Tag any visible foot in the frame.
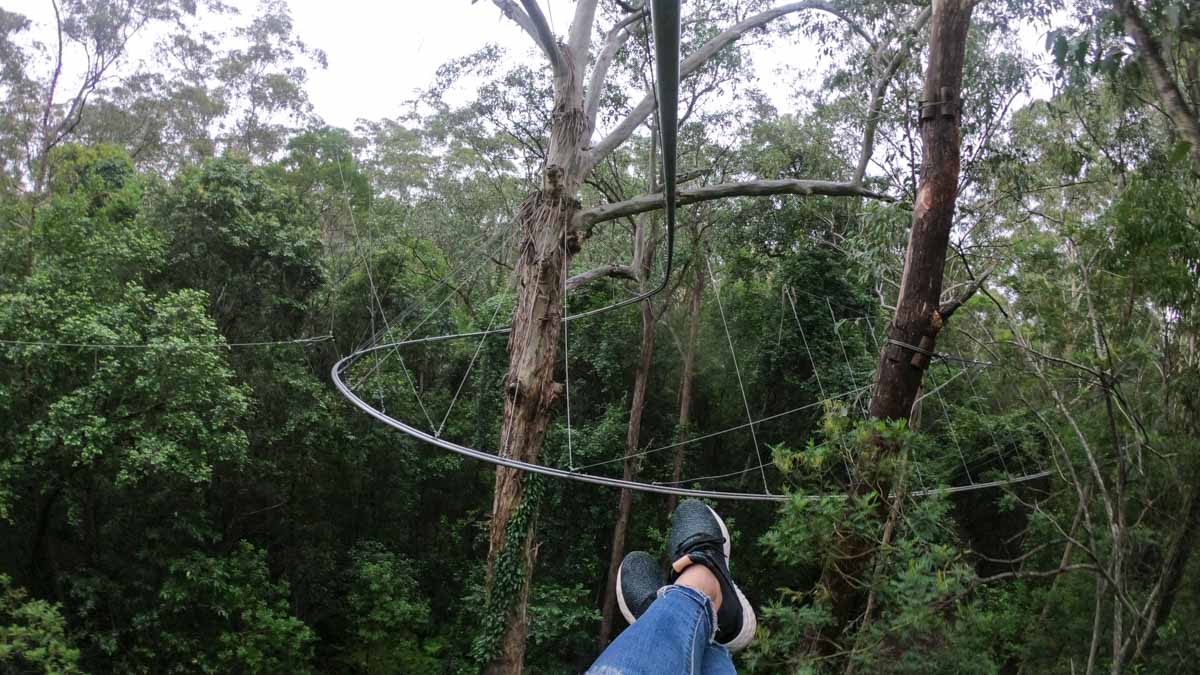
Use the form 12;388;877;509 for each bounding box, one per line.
616;550;666;625
668;499;757;652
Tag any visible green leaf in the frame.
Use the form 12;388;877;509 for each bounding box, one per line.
1168;141;1193;165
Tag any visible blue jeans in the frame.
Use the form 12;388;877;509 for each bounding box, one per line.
586;585;736;675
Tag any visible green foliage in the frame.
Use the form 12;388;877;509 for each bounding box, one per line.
340;541;436;674
0;575;82;674
148;156;323;341
752;417;1001;674
1;4;1199;674
127;543;315;674
470;474;545;668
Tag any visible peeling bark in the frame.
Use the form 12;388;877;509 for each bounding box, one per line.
483;39;587;675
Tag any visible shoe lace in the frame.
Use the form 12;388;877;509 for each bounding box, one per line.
678;533;726;556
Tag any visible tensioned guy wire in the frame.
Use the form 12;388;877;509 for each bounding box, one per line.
705;252;771;494
786;287;828;401
339;157;436;430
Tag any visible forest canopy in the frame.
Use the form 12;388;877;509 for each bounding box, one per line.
1;1;1199;674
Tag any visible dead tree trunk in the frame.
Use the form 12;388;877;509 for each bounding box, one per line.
817;0;975;651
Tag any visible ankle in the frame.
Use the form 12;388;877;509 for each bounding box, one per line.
675;560;722;611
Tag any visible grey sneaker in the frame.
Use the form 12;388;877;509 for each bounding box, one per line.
668;499;756;652
617;550;666;624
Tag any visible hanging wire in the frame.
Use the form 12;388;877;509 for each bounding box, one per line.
956;360;1010;477
826;298;865;415
338;156;438;430
571;385;870;472
786;287;828;401
436;297;506;438
926;367;974;484
705;252;771;494
351;226;513;389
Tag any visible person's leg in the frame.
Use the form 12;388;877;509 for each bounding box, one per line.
681;558;737;675
700;643;737;675
585;584;718;675
589;498;756;674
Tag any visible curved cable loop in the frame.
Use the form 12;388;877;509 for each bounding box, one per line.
331;0;1051;502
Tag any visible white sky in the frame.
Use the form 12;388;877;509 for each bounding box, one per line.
6;0;1054;132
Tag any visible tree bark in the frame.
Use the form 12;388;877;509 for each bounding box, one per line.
596;287;657;646
667;242;705;515
868;0;972;423
482;35;588;675
817;0;975;652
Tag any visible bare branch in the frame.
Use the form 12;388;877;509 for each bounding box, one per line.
576;179;891;232
854;6;932;185
821;5;878;51
977;563;1099;584
1117;0;1200;169
585;9;647;131
588;1;848;167
519;0;565;73
937;263;995;322
485;0;564;71
566;263;637;290
567;0;600;74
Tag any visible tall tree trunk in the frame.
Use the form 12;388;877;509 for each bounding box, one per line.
597;204;660;647
482;44;588;675
816;0;974;652
868;0;972;424
596;291;657;646
667;245;705;515
1116;0;1200;173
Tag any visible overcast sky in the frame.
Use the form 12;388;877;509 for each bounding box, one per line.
8;1;1053;131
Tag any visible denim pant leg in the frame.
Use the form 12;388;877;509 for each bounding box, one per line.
586;585;717;675
700;643;736;675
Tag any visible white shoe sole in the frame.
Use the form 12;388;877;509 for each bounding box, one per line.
616;561;637;625
704;504;756;652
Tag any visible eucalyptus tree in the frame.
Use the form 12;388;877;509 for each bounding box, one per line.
0;0;324;207
953;34;1200;669
0;0;185;200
